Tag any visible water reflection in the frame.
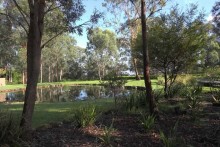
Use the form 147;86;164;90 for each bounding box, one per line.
0;86;133;103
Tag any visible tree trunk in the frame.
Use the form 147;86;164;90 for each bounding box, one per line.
20;0;45;138
98;66;102;81
133;58;141;80
48;66;51;82
40;62;43;83
164;67;168;98
22;70;25;84
141;0;156;114
60;69;63;81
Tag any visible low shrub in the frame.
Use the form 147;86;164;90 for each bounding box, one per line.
168;82;188;98
69;104;97;127
139;113;155;132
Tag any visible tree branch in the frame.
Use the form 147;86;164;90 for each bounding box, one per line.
41;30;65;49
11;0;30;27
44;4;62;15
0;12;28;34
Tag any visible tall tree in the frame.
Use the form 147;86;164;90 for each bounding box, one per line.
103;0;142;80
141;0;154;114
86;28;118;80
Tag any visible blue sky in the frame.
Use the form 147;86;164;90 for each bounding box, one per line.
74;0;217;48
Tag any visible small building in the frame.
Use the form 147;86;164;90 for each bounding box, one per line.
0;78;5;86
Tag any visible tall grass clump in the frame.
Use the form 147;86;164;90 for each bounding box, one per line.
69;104;97;127
160;121;185;147
0;110;23;146
124;91;147;111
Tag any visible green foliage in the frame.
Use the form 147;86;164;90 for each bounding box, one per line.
0;110;23;146
86;28;119;80
69;104;97;127
186;86;202;109
99;119;116;146
101;71;127;88
139;113;155;132
168;82;188;98
124;91;147;111
0;68;6;78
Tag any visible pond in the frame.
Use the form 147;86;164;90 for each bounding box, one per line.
0;85;136;103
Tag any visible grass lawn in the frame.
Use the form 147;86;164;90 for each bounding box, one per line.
0;98;115;128
0;79;163;92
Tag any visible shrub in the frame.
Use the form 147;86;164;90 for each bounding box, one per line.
69;104;97;127
186;86;202;109
100;71;127;88
139;113;155;132
168;82;188;98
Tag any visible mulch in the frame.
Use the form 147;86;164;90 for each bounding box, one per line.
31;105;220;147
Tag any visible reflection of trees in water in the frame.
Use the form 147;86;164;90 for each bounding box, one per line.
5;86;139;102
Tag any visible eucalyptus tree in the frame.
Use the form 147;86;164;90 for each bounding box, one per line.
42;34;77;82
103;0;142;80
0;0;102;136
86;28;118;80
64;46;87;80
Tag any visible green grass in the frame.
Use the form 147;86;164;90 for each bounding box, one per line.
0;98;115;128
0;79;163;92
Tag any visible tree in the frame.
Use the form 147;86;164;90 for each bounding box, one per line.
0;0;102;137
86;28;118;80
212;1;220;36
42;34;78;82
103;0;142;80
135;5;211;98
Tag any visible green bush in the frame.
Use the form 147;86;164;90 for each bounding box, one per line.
168;82;188;98
139;113;155;132
0;110;23;146
186;86;202;109
100;71;127;88
69;104;97;127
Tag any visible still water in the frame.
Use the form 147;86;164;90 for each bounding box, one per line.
0;86;133;103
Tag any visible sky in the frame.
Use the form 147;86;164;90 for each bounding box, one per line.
74;0;217;48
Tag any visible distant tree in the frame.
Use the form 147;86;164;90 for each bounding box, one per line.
212;1;220;36
203;36;220;67
86;28;118;80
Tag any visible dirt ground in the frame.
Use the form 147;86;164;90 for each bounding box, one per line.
31;103;220;147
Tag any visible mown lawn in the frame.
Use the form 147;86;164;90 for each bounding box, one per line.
0;98;115;128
